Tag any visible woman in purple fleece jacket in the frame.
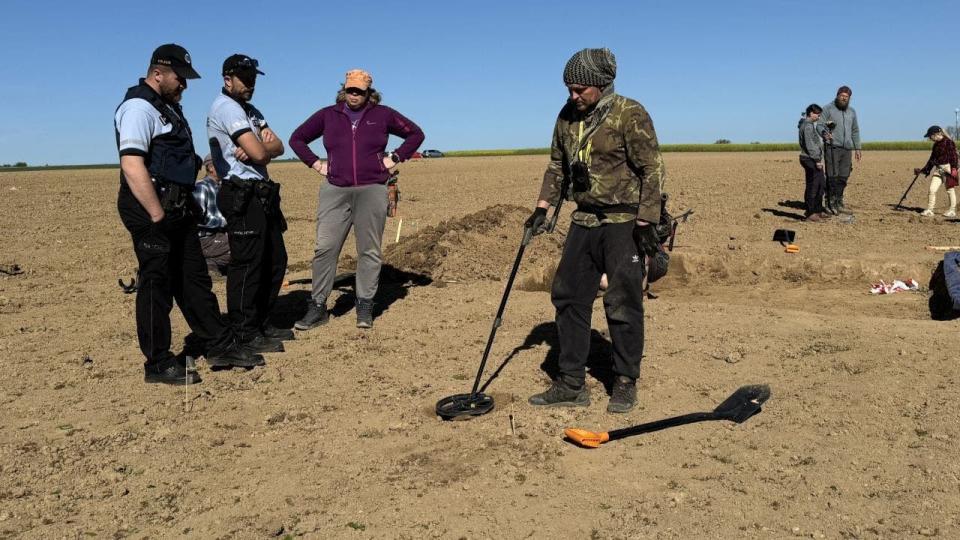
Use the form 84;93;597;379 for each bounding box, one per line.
289;69;424;330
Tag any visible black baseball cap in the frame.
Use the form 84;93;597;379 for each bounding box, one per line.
925;125;943;138
150;43;201;79
222;54;265;76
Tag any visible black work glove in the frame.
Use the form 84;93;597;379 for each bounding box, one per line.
525;207;548;235
632;222;660;257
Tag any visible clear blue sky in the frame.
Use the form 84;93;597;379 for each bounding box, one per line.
1;0;956;165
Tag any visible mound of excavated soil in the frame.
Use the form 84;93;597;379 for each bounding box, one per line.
383;204;564;284
660;252;934;288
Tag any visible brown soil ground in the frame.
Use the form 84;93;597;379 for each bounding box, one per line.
1;152;958;539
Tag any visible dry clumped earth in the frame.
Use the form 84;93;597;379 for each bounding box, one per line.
1;152;958;539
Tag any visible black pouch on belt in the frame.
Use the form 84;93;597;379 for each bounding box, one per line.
223;179;254;217
255;181;281;216
257;180;286;231
157;182;189;219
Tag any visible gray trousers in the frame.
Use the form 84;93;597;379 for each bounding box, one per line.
824;145;853;199
199;231;230;275
311;181;388;305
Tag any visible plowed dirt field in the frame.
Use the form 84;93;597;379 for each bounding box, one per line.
1;152;958;539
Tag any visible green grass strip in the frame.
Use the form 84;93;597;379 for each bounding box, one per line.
0;142;936;171
445;141;933;157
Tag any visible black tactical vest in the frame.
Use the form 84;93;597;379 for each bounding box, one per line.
115;80;199;186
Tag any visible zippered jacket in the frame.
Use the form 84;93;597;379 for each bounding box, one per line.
798;118;823;161
289;102;424;187
820;100;861;150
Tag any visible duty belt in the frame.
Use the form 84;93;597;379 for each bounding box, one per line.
225;176;281;217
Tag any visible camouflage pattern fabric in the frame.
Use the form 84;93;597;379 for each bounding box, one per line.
538;94;665;227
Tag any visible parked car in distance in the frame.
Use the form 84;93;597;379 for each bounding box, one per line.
421;149;444;158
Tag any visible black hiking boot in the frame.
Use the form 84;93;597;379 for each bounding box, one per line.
529;377;590;407
240;334;285;354
207;341;266;368
824;195;838;215
295;302;329;331
145;358;202;385
262;324;295;341
356;298;375;329
607;376;637;413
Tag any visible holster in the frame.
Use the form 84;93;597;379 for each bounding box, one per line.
222;178;255;217
255;180;287;232
156;181;192;220
254;180;281;217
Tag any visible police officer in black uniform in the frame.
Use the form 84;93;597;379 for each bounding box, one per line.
207;54;289;352
115;44;264;384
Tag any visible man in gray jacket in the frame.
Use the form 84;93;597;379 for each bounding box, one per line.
798;104;829;221
820;85;861;214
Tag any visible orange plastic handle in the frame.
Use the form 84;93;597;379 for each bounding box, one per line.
784;244;800;253
564;428;610;448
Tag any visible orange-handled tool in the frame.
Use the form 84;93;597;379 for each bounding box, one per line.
565;384;771;449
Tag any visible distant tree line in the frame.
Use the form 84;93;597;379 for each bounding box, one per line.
1;162;27;167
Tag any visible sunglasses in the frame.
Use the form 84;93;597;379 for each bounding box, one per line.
232;57;259;70
344;87;367;96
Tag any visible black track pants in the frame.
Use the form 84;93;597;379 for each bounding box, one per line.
551;221;646;385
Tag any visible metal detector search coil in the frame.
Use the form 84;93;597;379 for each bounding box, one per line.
435;392;495;419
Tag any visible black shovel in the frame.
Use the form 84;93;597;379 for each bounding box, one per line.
565;384;771;448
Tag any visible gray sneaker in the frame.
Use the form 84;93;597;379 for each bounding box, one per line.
607;376;637;413
295;302;329;330
529;378;590;407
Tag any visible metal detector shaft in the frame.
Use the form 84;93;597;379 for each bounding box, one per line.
466;200;565;397
895;173;921;210
468;228;533;396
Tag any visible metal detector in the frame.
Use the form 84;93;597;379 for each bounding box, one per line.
894;172;922;211
667;209;694;252
435;200;566;420
564;384;771;448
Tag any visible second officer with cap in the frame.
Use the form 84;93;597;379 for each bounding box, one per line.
207;54;290;352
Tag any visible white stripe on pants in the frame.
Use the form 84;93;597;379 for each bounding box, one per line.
311;181;389;305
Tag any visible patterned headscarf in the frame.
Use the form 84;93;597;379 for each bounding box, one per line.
563;48;617;87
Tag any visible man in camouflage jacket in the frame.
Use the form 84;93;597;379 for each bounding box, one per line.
526;48;664;414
